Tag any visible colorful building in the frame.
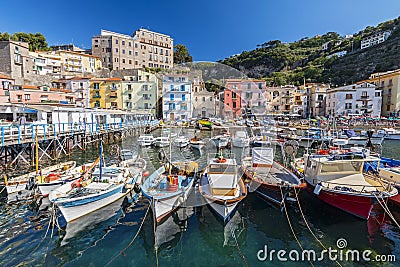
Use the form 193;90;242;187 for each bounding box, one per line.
121;70;158;116
326;82;382;117
223;79;268;118
0;74;14;103
162;74;193;121
7;84;75;105
368;69;400;116
90;78;122;109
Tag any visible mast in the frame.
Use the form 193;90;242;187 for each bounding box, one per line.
99;139;103;181
35;127;39;174
169;122;172;175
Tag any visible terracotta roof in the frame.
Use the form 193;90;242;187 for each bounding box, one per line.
108;78;122;81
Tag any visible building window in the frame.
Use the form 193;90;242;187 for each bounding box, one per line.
375;91;381;97
258;83;262;89
116;48;119;53
116;40;119;44
233;102;237;108
180;85;185;91
25;94;31;100
345;103;352;109
94;83;100;89
170;85;174;91
247;83;251;89
345;94;353;99
170;94;174;101
232;92;237;99
182;94;186;101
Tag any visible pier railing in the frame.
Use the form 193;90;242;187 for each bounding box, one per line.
0;120;159;146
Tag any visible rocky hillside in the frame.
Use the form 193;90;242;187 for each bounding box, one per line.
219;16;400;86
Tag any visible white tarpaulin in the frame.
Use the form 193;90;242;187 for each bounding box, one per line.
252;147;273;167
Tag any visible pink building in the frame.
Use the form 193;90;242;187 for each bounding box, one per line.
224;79;268;118
8;84;75;105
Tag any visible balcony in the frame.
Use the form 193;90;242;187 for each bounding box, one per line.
360;95;370;99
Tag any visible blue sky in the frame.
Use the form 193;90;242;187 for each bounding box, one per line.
1;0;399;61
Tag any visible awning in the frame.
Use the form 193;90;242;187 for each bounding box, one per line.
20;108;38;113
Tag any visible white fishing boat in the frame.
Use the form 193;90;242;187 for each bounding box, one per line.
211;132;231;149
174;136;189;148
137;134;155;146
49;146;146;222
383;128;400;140
141;161;198;223
4;161;76;195
154;136;170;148
231;130;250;148
199;152;247;223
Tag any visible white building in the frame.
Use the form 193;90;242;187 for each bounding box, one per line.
361;31;391;49
326;50;347;59
326;82;382;117
192;76;217;118
162;74;193;121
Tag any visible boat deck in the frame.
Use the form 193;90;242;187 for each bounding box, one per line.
246;162;300;185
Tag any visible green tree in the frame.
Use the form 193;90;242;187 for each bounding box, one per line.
0;32;49;51
174;44;192;64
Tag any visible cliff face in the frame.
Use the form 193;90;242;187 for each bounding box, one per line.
220;17;400;86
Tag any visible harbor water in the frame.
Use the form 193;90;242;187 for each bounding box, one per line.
0;128;399;266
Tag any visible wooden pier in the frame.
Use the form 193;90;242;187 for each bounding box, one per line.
0;120;159;172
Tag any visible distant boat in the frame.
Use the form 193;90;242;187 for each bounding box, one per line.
174;136;189;148
4;161;76;195
49;149;146;222
189;137;206;150
199;152;247;223
231;130;250;148
211;132;231;149
141;161;197;223
198;119;212;130
154;136;170;148
241;147;305;206
138;135;155;146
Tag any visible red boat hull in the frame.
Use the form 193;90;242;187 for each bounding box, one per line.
389;191;400;206
306;182;375;220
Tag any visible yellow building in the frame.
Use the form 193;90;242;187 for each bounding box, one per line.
90;78;122;109
368;69;400;116
39;50;102;76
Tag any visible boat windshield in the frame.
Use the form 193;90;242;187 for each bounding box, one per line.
209;164;236;174
320;161;362;173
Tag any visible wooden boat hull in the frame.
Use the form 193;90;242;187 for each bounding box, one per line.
305;182;377;220
54;183;133;222
199;175;247;223
5;161;76;195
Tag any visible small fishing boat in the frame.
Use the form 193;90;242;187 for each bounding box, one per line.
37;162;95;197
231;130;250;148
141;161;198;223
199;152;247;223
241;147;306;206
174;135;189;148
154;136;170;148
383;128;400;140
49;146;146;222
293;152;397;219
138;134;155;146
211;132;231;149
198;119;212;130
3;161;76;195
189;136;206;150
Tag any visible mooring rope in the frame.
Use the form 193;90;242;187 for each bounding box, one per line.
279;187;314;267
104;202;151;267
29;203;56;256
293;188;342;267
153;198;159;267
373;193;400;229
229;220;248;267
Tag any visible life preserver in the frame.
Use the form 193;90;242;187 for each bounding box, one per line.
317;150;329;155
215;157;227;163
71;179;82;188
45;173;60;183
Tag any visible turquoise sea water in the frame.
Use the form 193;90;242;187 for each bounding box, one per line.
0;130;399;266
